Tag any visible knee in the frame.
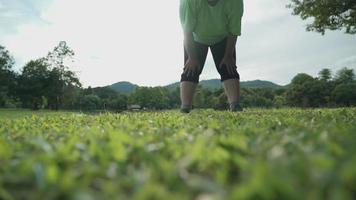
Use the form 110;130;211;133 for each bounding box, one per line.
180;70;201;83
219;65;240;82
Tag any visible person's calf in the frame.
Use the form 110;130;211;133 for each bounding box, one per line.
223;79;240;104
180;81;197;113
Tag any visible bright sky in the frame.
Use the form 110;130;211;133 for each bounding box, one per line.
1;0;356;87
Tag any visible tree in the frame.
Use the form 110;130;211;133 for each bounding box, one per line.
273;96;286;108
318;68;332;82
167;87;180;109
193;85;211;108
128;87;169;109
108;94;127;110
85;86;128;110
80;94;101;110
0;45;17;107
18;59;50;110
240;88;274;108
332;83;356;106
45;41;81;110
334;67;355;84
212;91;228;110
288;0;356;34
286;73;324;107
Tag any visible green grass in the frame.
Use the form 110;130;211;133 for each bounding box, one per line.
0;108;356;200
0;109;76;119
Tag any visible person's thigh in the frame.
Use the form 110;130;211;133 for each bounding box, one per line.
210;38;240;82
180;41;209;83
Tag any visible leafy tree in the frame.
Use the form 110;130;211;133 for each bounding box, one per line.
212;90;228;110
108;94;128;110
61;86;82;109
316;68;334;105
318;68;332;82
18;59;50;110
286;73;322;107
273;96;286;108
167;87;180;109
151;87;170;109
288;0;356;34
0;45;17;107
80;94;101;110
331;83;356;106
193;85;214;108
86;86;128;110
334;67;355;84
0;45;14;70
128;87;150;108
45;41;81;110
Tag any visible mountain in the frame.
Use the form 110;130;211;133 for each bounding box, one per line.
109;81;138;95
165;79;222;90
166;79;283;91
240;80;284;89
109;79;284;94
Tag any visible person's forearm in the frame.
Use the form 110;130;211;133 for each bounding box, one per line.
224;35;237;57
184;31;197;60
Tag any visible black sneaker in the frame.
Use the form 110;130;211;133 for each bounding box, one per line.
230;103;243;112
180;105;192;113
180;107;191;113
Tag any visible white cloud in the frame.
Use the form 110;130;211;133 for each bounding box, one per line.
334;55;356;68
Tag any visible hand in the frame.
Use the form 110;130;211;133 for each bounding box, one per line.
184;58;200;77
219;55;236;76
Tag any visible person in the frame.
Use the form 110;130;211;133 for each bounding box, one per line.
179;0;244;113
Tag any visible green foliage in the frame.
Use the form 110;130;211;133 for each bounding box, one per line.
241;88;275;108
18;59;50;110
286;68;356;107
288;0;356;34
0;45;14;71
318;68;332;82
332;83;356;106
129;87;169;109
9;42;82;110
44;41;81;110
80;94;101;110
0;108;355;199
334;67;355;84
0;46;17;107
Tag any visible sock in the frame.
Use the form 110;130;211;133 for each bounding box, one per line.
181;105;192;110
230;102;243;111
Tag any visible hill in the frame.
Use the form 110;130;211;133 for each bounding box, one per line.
109;81;138;95
165;79;284;91
240;80;284;89
109;79;284;94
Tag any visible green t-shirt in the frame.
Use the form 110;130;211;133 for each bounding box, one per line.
179;0;244;45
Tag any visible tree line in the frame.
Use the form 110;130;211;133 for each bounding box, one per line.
1;42;81;110
1;43;355;111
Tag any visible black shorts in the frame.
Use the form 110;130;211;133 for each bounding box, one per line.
180;37;240;83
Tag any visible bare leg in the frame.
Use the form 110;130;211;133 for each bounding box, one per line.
223;79;240;103
180;81;197;112
223;79;242;111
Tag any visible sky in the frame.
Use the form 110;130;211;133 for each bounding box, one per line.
0;0;355;87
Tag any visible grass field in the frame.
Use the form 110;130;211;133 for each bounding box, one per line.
0;108;356;200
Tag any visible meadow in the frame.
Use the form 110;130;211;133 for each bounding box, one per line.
0;108;355;200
